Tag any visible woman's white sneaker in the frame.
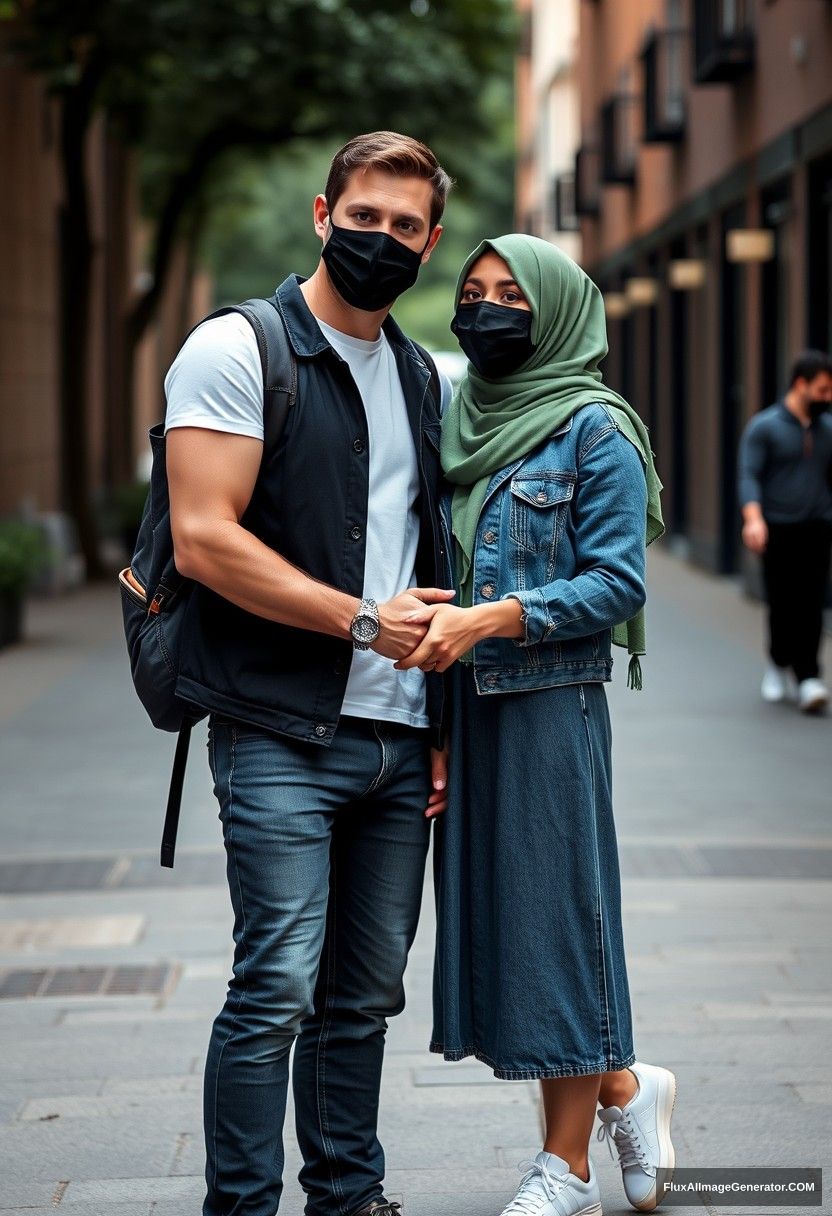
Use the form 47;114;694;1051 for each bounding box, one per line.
499;1151;602;1216
596;1061;676;1211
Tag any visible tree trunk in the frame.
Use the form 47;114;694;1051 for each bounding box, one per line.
57;79;104;579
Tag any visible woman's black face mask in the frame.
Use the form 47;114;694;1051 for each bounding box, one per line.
450;301;535;378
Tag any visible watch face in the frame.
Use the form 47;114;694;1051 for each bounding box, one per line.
352;615;379;643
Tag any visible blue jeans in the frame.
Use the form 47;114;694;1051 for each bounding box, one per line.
204;714;432;1216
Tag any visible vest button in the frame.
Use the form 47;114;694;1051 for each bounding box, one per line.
350;526;362;541
353;438;365;453
314;725;327;738
481;583;495;599
483;530;496;544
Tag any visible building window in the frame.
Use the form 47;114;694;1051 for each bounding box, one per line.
575;144;601;217
552;173;580;232
642;27;688;143
693;0;756;84
601;93;638;185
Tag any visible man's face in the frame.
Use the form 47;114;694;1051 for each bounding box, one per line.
313;167;442;263
800;371;832;407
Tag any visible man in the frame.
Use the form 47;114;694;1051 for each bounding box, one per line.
164;132;454;1216
739;350;832;712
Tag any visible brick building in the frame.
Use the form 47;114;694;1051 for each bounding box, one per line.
525;0;832;574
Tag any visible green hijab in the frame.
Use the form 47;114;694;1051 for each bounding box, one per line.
440;233;664;688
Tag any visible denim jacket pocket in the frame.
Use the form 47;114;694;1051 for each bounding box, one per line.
509;470;576;561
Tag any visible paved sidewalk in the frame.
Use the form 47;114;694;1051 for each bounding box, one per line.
0;549;830;1215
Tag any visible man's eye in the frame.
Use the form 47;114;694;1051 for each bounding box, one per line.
398;222;415;233
355;212;372;222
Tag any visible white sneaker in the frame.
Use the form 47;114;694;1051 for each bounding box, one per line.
761;663;796;703
499;1151;602;1215
798;678;829;714
596;1061;676;1211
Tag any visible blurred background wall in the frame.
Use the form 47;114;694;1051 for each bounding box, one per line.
518;0;832;578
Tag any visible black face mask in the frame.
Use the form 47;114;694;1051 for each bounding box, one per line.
321;221;425;312
808;399;830;422
450;301;535;378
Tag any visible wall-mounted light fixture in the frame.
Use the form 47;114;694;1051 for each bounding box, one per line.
668;258;707;290
625;277;659;307
603;292;630;319
725;228;775;264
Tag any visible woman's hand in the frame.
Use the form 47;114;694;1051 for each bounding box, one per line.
394;599;523;673
425;746;449;818
394;604;479;672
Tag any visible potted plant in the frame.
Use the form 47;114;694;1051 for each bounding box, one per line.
0;520;50;649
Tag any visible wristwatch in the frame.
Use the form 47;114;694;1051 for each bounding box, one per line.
350;598;380;650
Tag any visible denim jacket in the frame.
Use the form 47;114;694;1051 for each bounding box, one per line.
444;402;648;694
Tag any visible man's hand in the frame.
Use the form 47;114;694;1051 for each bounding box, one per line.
425;746;449;818
372;588;456;660
394;604;482;672
742;505;768;554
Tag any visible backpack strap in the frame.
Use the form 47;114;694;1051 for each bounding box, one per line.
159;295;296;870
184;295;297;453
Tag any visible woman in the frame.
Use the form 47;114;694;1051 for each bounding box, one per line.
397;235;674;1215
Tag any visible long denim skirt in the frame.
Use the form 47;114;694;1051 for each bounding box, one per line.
430;664;635;1079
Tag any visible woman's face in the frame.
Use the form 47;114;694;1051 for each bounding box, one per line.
459;251;531;312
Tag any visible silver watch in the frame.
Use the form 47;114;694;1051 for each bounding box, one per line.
350;597;380;650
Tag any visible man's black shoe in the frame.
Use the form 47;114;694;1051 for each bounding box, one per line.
351;1202;402;1216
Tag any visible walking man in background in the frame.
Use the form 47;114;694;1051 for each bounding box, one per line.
164;132;452;1216
739;350;832;712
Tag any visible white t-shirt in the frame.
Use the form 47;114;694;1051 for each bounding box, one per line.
164;311;449;730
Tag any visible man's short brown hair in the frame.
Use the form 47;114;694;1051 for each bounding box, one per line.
325;131;452;230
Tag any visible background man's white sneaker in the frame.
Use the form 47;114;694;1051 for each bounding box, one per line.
499;1151;602;1216
596;1061;676;1211
798;678;829;713
761;663;796;703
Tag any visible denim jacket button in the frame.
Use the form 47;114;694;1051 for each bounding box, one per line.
481;584;495;599
314;724;327;738
483;530;497;544
535;490;548;503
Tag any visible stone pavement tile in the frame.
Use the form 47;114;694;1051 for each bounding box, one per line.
792;1083;832;1105
0;1208;152;1216
0;1181;59;1209
377;1101;541;1170
0;1120;184;1182
101;1074;201;1096
61;1176;203;1204
19;1091;200;1122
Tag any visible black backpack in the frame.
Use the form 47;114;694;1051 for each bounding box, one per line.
119;294;297;868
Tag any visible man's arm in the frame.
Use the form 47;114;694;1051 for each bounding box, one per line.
738;418;768;554
166;427;451;658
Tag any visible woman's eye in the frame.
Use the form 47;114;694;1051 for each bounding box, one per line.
503;292;522;304
461;289;481;302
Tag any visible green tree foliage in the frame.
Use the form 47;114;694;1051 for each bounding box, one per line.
202;78;516;351
5;0;516;568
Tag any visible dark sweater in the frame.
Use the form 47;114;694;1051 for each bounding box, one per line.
738;402;832;524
